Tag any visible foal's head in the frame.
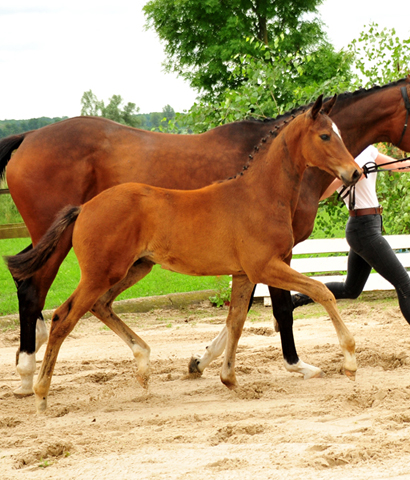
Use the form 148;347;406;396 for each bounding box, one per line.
301;95;362;187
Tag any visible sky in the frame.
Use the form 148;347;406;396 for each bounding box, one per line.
0;0;409;121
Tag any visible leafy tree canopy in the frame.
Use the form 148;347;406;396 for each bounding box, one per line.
144;0;336;99
175;38;354;132
349;22;410;87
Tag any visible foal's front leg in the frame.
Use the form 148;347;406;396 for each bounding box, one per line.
220;275;255;389
258;260;356;379
189;284;322;380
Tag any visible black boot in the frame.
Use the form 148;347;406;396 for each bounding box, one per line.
291;293;314;308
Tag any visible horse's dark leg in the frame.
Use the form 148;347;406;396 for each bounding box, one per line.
11;246;48;359
14;236;73;397
269;286;323;379
247;285;256;311
14;276;44;396
12;245;46;396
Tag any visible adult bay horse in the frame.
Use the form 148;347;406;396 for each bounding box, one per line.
1;77;410;396
6;96;361;413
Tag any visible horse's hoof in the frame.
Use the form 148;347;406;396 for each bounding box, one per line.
188;355;203;375
303;368;325;380
13;386;34;397
344;369;356;381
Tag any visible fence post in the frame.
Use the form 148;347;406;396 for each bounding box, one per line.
0;188;30;239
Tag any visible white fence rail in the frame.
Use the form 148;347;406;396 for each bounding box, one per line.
254;235;410;303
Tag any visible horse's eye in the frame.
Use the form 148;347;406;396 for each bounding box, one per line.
320;134;330;141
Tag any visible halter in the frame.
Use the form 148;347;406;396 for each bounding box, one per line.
398;86;410;148
338;156;410;210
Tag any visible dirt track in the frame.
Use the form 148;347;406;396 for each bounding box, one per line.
2;296;410;479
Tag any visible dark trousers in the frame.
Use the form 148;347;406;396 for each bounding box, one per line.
294;214;410;323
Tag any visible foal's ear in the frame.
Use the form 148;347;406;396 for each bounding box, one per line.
321;94;337;115
309;94;324;120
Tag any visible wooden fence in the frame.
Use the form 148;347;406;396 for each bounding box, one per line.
255;235;410;305
0;188;30;239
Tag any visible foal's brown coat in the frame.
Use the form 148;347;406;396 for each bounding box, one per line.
7;97;361;412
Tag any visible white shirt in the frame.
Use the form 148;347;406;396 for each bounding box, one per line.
337;145;379;210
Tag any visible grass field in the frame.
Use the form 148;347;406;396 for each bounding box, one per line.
0;238;230;317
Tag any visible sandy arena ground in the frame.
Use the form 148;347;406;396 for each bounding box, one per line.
2;295;410;480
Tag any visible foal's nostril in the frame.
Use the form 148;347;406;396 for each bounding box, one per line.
353;169;361;183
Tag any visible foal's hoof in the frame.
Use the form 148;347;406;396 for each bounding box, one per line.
137;373;150;389
35;395;48;414
344;369;356;381
220;376;238;390
188;355;203;376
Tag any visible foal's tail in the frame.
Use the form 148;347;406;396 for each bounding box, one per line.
0;133;29;180
5;205;82;281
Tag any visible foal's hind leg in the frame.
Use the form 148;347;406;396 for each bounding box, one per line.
220;275;255;389
189;284;256;375
14;237;73;397
90;259;155;388
34;282;104;413
188;326;228;375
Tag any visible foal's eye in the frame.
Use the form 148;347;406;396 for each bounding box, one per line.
320;134;330;141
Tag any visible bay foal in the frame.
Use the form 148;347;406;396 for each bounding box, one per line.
7;96;361;413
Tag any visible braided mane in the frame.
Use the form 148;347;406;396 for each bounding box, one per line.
216;113;298;184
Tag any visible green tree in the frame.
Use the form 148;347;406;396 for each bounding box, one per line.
0;117;67;139
175;38;354;133
80;90;142;127
162;104;175;122
144;0;335;99
149;112;163;129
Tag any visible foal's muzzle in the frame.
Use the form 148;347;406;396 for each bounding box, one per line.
341;168;362;187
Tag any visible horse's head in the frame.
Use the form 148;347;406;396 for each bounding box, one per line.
302;95;362;186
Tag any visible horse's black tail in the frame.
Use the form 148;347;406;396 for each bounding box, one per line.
5;205;82;281
0;133;29;181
